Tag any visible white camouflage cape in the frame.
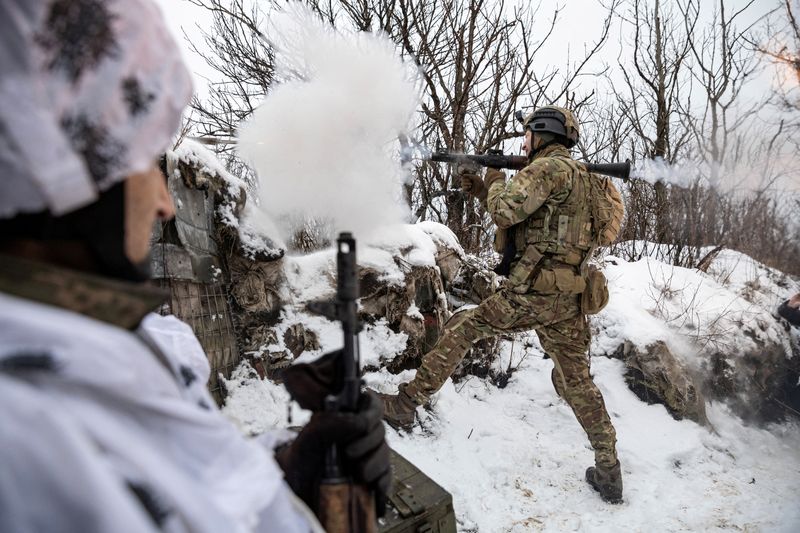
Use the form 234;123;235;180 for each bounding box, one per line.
0;291;322;532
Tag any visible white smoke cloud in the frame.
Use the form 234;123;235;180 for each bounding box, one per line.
633;157;700;189
237;3;420;243
633;154;800;197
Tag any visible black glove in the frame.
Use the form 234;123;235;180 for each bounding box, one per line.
280;349;343;412
275;391;392;517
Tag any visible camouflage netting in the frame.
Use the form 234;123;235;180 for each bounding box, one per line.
359;263;449;372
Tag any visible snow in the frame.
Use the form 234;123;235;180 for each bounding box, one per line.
406;302;424;321
281;223;449;298
232;301;408;372
169;138;247;193
594;249;799;376
222;241;800;532
237;204;286;260
221;362;304;436
417;221;466;259
380;357;800;533
282;250;338;303
364;224;440;268
358;223;448;285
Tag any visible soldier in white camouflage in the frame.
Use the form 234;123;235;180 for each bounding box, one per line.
377;105;624;503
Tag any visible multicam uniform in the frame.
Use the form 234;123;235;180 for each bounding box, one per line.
402;143;618;469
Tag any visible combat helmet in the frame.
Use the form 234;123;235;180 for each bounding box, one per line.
517;105;580;148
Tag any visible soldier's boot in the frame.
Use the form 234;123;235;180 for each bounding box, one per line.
374;386;418;431
585;460;623;504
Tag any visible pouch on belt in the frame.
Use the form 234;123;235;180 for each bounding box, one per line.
530;267;586;294
581;264;609;314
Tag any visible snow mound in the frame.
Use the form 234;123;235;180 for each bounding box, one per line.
594;250;796;360
170;138;246;192
169;139;286;260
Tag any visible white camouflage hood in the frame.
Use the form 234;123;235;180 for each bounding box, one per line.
0;0;193;218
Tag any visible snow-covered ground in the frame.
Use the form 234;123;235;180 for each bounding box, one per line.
222;233;800;532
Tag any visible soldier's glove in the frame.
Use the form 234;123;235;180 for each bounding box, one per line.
457;162;487;201
483;168;506;190
280;349;343;412
275;389;392;517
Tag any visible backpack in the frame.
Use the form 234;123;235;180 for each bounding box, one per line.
588;175;624;246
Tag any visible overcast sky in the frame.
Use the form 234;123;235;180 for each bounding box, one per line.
153;0;786;124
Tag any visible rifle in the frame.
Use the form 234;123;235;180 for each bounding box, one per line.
306;232;376;533
430;149;632;182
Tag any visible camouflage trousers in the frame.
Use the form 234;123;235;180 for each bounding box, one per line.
404;287;618;468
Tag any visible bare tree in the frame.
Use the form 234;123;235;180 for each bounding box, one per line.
614;0;697;162
607;0;698;255
186;1;274;152
603;0;800;274
681;0;765;182
754;0;800;110
184;0;615;253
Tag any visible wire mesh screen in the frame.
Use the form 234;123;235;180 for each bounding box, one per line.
158;279;240;404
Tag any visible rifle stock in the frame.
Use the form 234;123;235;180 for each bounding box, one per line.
307;233;377;533
318;483;376;532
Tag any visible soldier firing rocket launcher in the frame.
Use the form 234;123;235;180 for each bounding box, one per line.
428;148;631;278
429;150;632;182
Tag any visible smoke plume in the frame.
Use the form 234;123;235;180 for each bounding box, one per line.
237;3;420;243
632;154;800;197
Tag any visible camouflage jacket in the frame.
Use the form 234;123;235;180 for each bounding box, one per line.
485;144;598;293
0;253;166;330
486;144;577;229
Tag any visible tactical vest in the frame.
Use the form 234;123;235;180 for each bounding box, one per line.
517;155;594;267
504;154;599;297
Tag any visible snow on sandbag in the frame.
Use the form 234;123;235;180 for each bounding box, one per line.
227;223;460;375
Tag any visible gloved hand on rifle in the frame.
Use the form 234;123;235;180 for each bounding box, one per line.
276;350;392;516
457;162;487;201
459;163;506;201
